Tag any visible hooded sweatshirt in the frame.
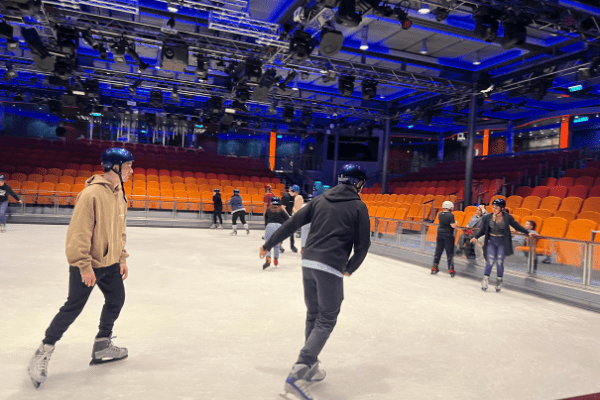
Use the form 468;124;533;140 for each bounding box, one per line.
263;184;370;276
65;175;129;275
0;183;20;203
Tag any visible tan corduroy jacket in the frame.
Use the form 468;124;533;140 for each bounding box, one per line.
65;175;129;275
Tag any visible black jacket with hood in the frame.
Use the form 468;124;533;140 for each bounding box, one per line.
263;184;371;275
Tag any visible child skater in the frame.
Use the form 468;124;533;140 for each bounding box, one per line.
262;196;289;270
431;201;458;277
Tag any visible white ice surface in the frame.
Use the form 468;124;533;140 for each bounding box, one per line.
2;224;600;400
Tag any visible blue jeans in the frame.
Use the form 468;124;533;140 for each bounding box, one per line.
0;200;8;225
265;223;281;259
485;236;506;277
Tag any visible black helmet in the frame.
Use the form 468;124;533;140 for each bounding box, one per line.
492;198;506;208
101;148;134;170
234;188;240;195
338;164;367;189
0;174;5;180
214;188;220;193
271;196;281;205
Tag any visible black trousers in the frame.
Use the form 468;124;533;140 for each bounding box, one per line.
44;264;125;345
232;210;246;225
213;208;223;224
297;268;344;366
433;234;455;268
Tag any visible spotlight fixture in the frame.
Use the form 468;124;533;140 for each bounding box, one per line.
472;51;481;65
319;26;344;57
253;69;278;101
150;90;164;108
268;102;278;115
129;79;142;95
112;38;149;72
125;42;149;72
279;71;298;91
167;0;180;13
360;26;369;50
418;2;430;14
245;58;263;84
289;30;314;61
161;16;178;34
283;106;295;123
338;75;355;96
419;39;428;55
195;54;209;81
578;56;600;80
0;20;18;49
301;109;312;126
393;7;412;30
432;7;450;22
361;78;377;100
336;0;361;27
81;29;107;59
3;64;16;80
56;25;78;56
171;87;181;103
21;27;55;72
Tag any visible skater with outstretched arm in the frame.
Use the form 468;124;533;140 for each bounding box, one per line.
0;174;23;233
27;148;134;388
471;198;535;292
259;164;371;400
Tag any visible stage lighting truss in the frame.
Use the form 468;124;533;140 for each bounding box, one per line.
42;0;140;14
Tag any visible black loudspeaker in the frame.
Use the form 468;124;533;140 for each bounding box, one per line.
161;44;189;72
252;85;270;102
319;28;344;57
56;126;66;137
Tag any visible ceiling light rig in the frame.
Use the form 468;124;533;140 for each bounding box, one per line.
360;25;369;51
417;2;430;15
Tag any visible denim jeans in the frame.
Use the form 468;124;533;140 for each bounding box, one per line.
0;200;8;225
484;236;506;277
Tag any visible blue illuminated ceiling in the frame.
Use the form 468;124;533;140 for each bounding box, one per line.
0;0;599;136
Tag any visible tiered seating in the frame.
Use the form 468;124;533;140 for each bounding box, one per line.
0;137;286;213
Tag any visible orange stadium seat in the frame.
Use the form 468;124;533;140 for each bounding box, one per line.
558;197;583;214
549;186;568;199
553;210;576;222
27;174;44;184
575;176;595;188
37;182;55;204
556;219;598;267
578;211;600;225
581;168;599;178
70;184;86;205
539;196;562;213
520;196;541;211
44;175;60;184
557;177;575;188
131;188;147;208
531;186;550;198
161;189;175;210
54;183;71;205
581;197;600;213
532;209;553;220
174;190;188;210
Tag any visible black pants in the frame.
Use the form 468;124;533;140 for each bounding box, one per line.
433;234;455;268
213;208;222;224
457;233;476;257
297;268;344;366
232;210;246;225
44;264;125;345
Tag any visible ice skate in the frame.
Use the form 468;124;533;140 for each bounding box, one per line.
481;276;489;291
230;230;237;236
274;258;279;267
209;224;216;229
291;245;298;253
280;247;285;253
280;363;314;400
27;342;54;389
495;277;503;292
263;257;271;270
217;224;223;230
306;361;326;383
246;229;250;235
0;224;5;233
449;266;455;278
430;265;439;274
90;336;128;365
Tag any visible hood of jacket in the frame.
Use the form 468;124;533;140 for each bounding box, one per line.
322;183;361;203
85;175;120;193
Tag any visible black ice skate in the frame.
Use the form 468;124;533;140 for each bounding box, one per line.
449;266;455;277
90;336;128;365
431;265;439;274
291;245;298;253
263;257;271;270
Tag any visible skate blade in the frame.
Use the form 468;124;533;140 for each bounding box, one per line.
29;377;41;389
280;392;308;400
89;354;128;366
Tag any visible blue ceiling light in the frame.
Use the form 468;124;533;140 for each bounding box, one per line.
417;2;431;15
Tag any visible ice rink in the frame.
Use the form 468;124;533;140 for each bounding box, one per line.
3;223;600;400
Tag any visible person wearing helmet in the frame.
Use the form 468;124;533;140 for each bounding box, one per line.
260;164;370;400
262;196;290;270
471;198;535;292
301;183;328;253
263;184;275;212
0;174;23;233
210;188;223;229
431;201;458;277
280;187;295;253
28;147;133;389
229;188;249;235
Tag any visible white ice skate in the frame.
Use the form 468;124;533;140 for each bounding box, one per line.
217;224;223;229
306;362;326;383
90;336;128;365
230;230;237;236
0;224;5;233
280;364;315;400
28;342;54;389
495;277;503;292
481;276;489;291
209;224;216;229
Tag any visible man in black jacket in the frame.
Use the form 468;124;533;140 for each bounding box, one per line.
260;164;370;400
280;188;297;252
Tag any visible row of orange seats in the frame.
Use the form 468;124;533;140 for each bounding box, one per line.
130;176;285;192
514;183;600;200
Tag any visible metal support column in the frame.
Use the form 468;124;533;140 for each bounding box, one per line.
506;121;514;154
464;93;477;208
381;119;391;194
332;132;340;186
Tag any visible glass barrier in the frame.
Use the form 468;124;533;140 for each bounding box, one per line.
590;242;600;288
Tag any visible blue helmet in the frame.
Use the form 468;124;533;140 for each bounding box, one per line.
101;147;134;170
234;188;240;195
271;196;281;205
338;164;367;188
313;181;325;197
214;188;220;193
291;184;300;193
0;174;5;180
